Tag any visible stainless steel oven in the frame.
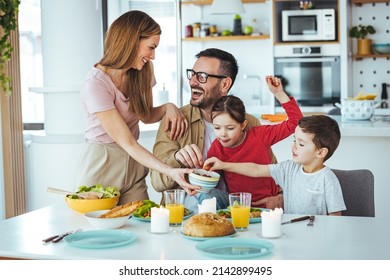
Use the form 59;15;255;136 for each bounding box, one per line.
274;44;340;106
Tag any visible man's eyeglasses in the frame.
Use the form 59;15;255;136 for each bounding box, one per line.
186;69;227;84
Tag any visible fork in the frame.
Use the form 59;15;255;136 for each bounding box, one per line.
51;228;82;243
307;215;315;226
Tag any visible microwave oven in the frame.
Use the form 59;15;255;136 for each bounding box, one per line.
282;9;336;42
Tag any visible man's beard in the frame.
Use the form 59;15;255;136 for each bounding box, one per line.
190;83;221;109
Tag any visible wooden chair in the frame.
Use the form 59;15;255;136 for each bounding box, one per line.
332;169;375;217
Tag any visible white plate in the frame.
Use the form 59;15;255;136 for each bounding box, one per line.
256;232;286;239
180;231;236;241
64;230;136;249
146;229;174;235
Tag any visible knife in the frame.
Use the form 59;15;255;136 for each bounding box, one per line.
43;229;82;243
281;216;311;225
42;231;73;243
52;229;82;243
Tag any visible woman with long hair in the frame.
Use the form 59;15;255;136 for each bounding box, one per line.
76;10;197;204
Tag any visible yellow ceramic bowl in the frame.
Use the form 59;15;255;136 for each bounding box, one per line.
65;196;120;214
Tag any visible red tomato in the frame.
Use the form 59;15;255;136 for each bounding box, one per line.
267;77;279;87
203;164;212;171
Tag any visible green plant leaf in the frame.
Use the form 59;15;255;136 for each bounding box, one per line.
0;0;21;95
349;24;376;39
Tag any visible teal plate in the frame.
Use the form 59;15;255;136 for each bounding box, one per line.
64;230;136;249
181;231;236;241
132;210;194;222
217;208;268;224
195;238;273;259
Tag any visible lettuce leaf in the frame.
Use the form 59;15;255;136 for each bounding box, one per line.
133;200;159;218
76;184;120;198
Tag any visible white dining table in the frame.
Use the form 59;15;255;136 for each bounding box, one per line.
0;203;389;260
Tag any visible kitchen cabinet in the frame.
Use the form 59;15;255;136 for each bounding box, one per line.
273;0;340;45
180;0;275;109
349;1;389;97
181;0;270;41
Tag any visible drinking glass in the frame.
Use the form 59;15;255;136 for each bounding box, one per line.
229;192;252;231
164;189;185;226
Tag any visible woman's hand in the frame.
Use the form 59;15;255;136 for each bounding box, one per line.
167;168;200;196
164;103;188;141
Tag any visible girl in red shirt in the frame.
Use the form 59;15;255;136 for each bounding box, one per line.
204;76;303;207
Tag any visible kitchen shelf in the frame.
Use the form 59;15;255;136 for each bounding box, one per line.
353;53;390;60
182;35;270;41
181;0;266;5
352;0;390;6
350;1;390;59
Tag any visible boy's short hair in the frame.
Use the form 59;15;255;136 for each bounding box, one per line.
298;115;340;161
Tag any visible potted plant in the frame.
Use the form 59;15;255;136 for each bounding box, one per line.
349;24;376;55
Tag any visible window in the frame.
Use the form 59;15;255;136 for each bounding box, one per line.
19;0;44;130
19;0;180;131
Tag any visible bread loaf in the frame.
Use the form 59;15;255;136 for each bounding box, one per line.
183;212;235;237
99;200;144;218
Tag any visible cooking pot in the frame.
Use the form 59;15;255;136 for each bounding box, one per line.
335;99;380;120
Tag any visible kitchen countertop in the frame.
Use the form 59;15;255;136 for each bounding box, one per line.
0;203;389;260
260;113;390;137
332;115;390;137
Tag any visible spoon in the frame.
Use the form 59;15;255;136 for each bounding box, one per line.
47;187;103;199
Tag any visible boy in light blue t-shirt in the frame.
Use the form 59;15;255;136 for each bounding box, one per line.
204;115;346;216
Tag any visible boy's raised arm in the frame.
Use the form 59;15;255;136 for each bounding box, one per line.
204;157;271;178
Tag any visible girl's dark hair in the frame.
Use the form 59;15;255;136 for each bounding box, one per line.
211;95;246;124
298;115;341;161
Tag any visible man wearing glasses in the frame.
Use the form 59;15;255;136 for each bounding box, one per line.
150;48;282;210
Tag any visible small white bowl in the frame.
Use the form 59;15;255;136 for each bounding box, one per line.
372;44;390;55
189;169;220;182
188;169;220;192
84;210;130;229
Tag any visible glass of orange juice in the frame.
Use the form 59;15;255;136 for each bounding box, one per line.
164;189;185;226
229;192;252;231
